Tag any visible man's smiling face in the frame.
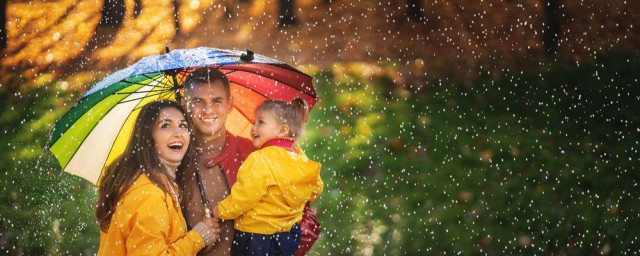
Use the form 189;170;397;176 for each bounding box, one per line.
186;80;233;138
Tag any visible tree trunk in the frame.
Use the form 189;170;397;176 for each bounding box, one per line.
278;0;297;27
542;0;561;55
1;0;7;51
134;0;142;18
406;0;424;21
99;0;126;28
173;0;180;32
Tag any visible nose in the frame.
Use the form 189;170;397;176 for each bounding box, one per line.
203;102;214;115
171;127;189;140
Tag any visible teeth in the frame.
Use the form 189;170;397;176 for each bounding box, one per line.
168;142;183;149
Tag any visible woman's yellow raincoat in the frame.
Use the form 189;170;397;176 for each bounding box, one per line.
98;173;205;255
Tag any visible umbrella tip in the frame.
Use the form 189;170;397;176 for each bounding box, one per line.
240;49;254;62
165;46;171;54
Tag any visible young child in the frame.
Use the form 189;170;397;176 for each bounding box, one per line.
213;98;323;256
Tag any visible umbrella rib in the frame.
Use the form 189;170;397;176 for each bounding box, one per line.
119;89;172;104
121;80;161;88
130;90;175;111
114;89;161;95
118;74;167;88
120;73;175;91
143;73;176;89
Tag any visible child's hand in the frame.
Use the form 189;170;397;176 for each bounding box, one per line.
212;206;220;219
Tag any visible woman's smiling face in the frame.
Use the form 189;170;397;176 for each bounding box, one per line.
152;107;190;163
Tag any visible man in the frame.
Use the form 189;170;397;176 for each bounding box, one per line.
181;67;320;256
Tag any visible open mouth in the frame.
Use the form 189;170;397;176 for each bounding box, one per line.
167;142;184;150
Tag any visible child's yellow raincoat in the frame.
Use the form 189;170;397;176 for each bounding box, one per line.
217;146;323;235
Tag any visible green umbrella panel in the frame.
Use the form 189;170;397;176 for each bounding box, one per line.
48;72;177;184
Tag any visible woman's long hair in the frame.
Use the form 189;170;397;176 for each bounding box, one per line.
95;100;197;232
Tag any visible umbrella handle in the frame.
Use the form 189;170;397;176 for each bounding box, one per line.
204;204;212;218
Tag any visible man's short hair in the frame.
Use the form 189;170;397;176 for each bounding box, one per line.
184;67;231;99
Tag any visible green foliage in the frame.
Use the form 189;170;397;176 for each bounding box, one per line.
1;50;639;254
0;83;99;255
305;50;640;255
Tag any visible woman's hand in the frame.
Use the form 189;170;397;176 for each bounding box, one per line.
203;217;221;241
193;218;221;246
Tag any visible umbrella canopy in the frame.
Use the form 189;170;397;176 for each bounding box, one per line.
48;48;317;184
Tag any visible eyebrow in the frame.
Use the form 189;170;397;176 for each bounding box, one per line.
189;96;225;102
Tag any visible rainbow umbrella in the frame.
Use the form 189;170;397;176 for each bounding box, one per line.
48;48;317;184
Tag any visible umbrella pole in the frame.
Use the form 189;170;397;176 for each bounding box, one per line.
195;165;212;218
165;47;183;104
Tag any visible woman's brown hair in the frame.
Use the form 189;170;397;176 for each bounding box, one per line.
95;100;196;232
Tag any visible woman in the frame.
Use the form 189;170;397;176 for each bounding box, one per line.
96;100;220;255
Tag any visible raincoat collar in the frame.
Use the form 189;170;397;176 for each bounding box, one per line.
205;131;237;168
260;137;295;152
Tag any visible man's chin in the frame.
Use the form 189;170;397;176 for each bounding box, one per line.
195;125;224;137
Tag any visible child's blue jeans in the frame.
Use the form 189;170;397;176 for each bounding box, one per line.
231;224;301;256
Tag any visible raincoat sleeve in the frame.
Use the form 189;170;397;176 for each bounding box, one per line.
126;192;205;255
217;152;271;220
309;176;324;204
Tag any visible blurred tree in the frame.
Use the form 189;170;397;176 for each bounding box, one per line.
0;0;5;51
406;0;424;21
278;0;297;27
542;0;561;55
134;0;142;18
172;0;180;32
99;0;125;28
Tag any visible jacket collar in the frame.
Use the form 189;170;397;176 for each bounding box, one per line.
205;131;234;168
260;137;295;151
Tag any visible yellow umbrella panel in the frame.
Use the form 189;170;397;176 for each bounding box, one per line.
48;73;176;184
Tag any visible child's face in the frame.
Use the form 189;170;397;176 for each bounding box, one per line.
251;110;288;148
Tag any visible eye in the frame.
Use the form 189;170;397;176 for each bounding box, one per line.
161;123;170;128
179;123;188;128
